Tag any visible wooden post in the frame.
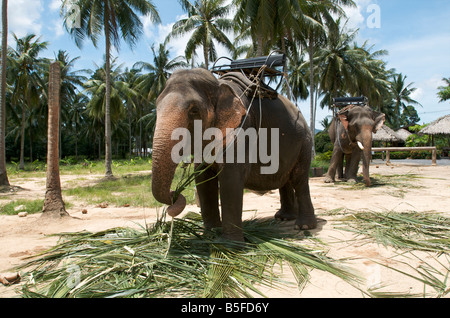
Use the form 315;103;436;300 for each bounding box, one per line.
432;148;437;166
386;150;390;164
42;62;69;218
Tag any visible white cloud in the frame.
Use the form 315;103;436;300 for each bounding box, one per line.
50;0;61;12
410;87;424;101
7;0;44;40
50;17;65;38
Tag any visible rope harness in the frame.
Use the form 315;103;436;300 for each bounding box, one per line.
335;105;355;153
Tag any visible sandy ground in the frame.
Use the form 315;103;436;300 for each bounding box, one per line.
0;162;449;298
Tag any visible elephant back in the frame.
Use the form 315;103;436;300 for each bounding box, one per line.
219;72;278;100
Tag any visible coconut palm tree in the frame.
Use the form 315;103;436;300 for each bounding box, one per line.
0;0;9;186
134;43;187;101
166;0;234;69
437;77;450;102
390;73;421;130
84;59;137;124
67;92;89;159
233;0;305;55
9;34;48;170
61;0;160;177
299;0;354;157
42;61;69;217
52;50;87;158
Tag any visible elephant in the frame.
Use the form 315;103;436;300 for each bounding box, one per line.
151;68;316;241
324;105;385;187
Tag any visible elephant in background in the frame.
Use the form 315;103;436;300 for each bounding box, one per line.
151;68;316;241
324;105;385;187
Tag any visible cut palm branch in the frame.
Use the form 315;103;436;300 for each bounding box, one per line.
334;210;450;253
17;213;362;298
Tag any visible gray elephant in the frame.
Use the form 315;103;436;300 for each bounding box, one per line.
324;105;385;187
151;68;316;241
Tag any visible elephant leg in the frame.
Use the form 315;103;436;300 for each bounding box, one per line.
275;183;297;221
337;152;345;180
218;164;245;242
195;167;221;230
293;177;317;230
346;149;361;183
343;153;351;180
324;147;343;183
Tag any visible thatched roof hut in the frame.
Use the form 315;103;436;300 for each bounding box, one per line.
372;125;400;142
395;128;412;142
419;114;450;135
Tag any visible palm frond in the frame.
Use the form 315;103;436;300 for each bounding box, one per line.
18;214;362;298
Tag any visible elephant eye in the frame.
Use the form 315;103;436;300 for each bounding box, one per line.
188;106;201;119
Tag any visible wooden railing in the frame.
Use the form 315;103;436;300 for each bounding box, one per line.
372;147;437;165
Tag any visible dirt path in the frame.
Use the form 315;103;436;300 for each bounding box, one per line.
1;163;449;297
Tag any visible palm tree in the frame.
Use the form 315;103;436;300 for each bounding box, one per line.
437;77;450;102
53;50;87;158
42;61;69;217
299;0;354;157
233;0;302;55
284;52;309;101
84;59;138;138
166;0;234;69
0;0;9;186
315;19;360;107
390;73;421;130
351;41;392;110
61;0;160;177
9;34;48;170
67;93;89;159
134;43;187;101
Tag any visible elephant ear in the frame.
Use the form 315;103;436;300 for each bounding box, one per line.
337;105;355;131
215;82;247;137
372;110;386;133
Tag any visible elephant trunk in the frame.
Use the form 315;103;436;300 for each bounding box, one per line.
151;104;187;217
360;129;373;187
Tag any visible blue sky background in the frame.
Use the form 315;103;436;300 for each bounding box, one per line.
4;0;450;127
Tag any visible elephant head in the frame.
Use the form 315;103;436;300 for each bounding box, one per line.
337;105;385;186
151;68;246;216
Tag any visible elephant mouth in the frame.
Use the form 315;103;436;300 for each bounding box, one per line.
166;191;186;217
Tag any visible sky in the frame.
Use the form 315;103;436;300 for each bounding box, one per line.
3;0;450;128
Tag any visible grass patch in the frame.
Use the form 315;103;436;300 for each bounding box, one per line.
17;213;362;298
0;199;44;215
63;165;197;208
7;157;152;179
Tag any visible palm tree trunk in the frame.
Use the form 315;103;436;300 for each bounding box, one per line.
0;0;9;186
308;35;316;158
128;105;132;160
19;103;26;170
256;35;263;56
42;62;69;218
104;1;113;178
203;38;209;69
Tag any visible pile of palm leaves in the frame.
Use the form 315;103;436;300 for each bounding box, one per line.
17;212;361;298
334;210;450;253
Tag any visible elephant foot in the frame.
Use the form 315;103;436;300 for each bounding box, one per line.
275;208;297;221
294;215;318;231
346;178;357;184
324;175;334;184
